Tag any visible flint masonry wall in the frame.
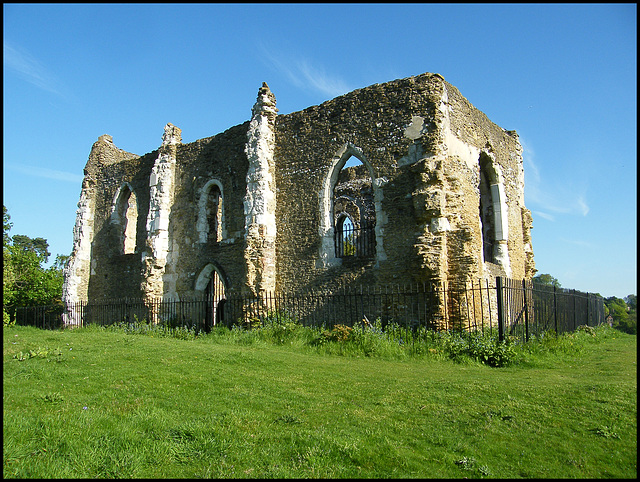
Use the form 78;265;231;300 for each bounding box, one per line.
163;123;249;299
63;72;535;309
274;75;442;291
273;73;534;293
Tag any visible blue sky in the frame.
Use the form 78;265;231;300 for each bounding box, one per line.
3;3;636;298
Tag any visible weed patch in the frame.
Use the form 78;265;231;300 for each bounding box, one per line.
13;346;63;362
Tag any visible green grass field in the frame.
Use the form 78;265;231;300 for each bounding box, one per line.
3;322;637;478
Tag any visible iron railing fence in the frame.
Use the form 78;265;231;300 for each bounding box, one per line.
7;277;605;341
335;223;375;258
9;303;65;330
498;278;606;341
223;283;444;332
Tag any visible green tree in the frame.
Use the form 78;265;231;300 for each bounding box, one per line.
53;254;70;271
11;234;51;262
624;294;637;311
3;206;65;316
533;273;562;288
3;205;12;247
604;296;636;335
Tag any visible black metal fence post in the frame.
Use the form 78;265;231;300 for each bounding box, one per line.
496;276;505;342
522;278;529;342
572;290;578;330
553;285;558;336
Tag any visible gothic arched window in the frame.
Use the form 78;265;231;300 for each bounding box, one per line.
112;183;139;254
197;180;225;244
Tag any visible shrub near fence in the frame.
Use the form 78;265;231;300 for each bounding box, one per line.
7;277;605;340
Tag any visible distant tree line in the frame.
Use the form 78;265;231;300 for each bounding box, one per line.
534;273;636;335
604;294;636;335
3;205;67;326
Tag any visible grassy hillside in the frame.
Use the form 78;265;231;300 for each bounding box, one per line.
3;323;636;478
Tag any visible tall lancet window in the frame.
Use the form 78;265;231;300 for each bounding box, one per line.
112;183;139;254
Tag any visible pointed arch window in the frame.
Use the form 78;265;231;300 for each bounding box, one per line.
195;263;227;329
478;152;507;264
197;180;225;244
333;155;376;259
112;183;139;254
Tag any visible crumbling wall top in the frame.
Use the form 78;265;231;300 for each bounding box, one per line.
162;123;182;146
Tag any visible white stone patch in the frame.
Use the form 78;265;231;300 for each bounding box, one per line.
429;217;451;233
439;86;480;171
493;242;512;277
373;177;388;263
145;153;175;260
443;128;480;171
403;115;426;140
195;263;216;292
140;124;181;299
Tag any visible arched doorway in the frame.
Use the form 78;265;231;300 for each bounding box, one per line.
195;263;227;330
206;269;226;328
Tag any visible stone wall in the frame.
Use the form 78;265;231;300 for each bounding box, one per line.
158;123;250;300
63;135;154;303
63;72;535;316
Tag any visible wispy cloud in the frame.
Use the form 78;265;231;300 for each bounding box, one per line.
7;163;84;183
576;195;590;216
560;237;596;249
521;135;590;221
532;210;555;222
3;41;67;98
260;45;352;99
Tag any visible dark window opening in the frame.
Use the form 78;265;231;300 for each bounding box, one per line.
479;153;496;263
332;155;376;259
206;185;223;243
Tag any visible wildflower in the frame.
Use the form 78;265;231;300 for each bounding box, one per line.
83;406;88;410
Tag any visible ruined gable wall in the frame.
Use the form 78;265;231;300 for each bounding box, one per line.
273;73;445;293
166;123;250;298
67;123;252;303
80;138;156;300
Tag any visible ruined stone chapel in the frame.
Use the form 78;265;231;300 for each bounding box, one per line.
62;72;535;315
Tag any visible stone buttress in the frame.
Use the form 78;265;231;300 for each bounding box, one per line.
243;83;278;296
141;123;182;300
